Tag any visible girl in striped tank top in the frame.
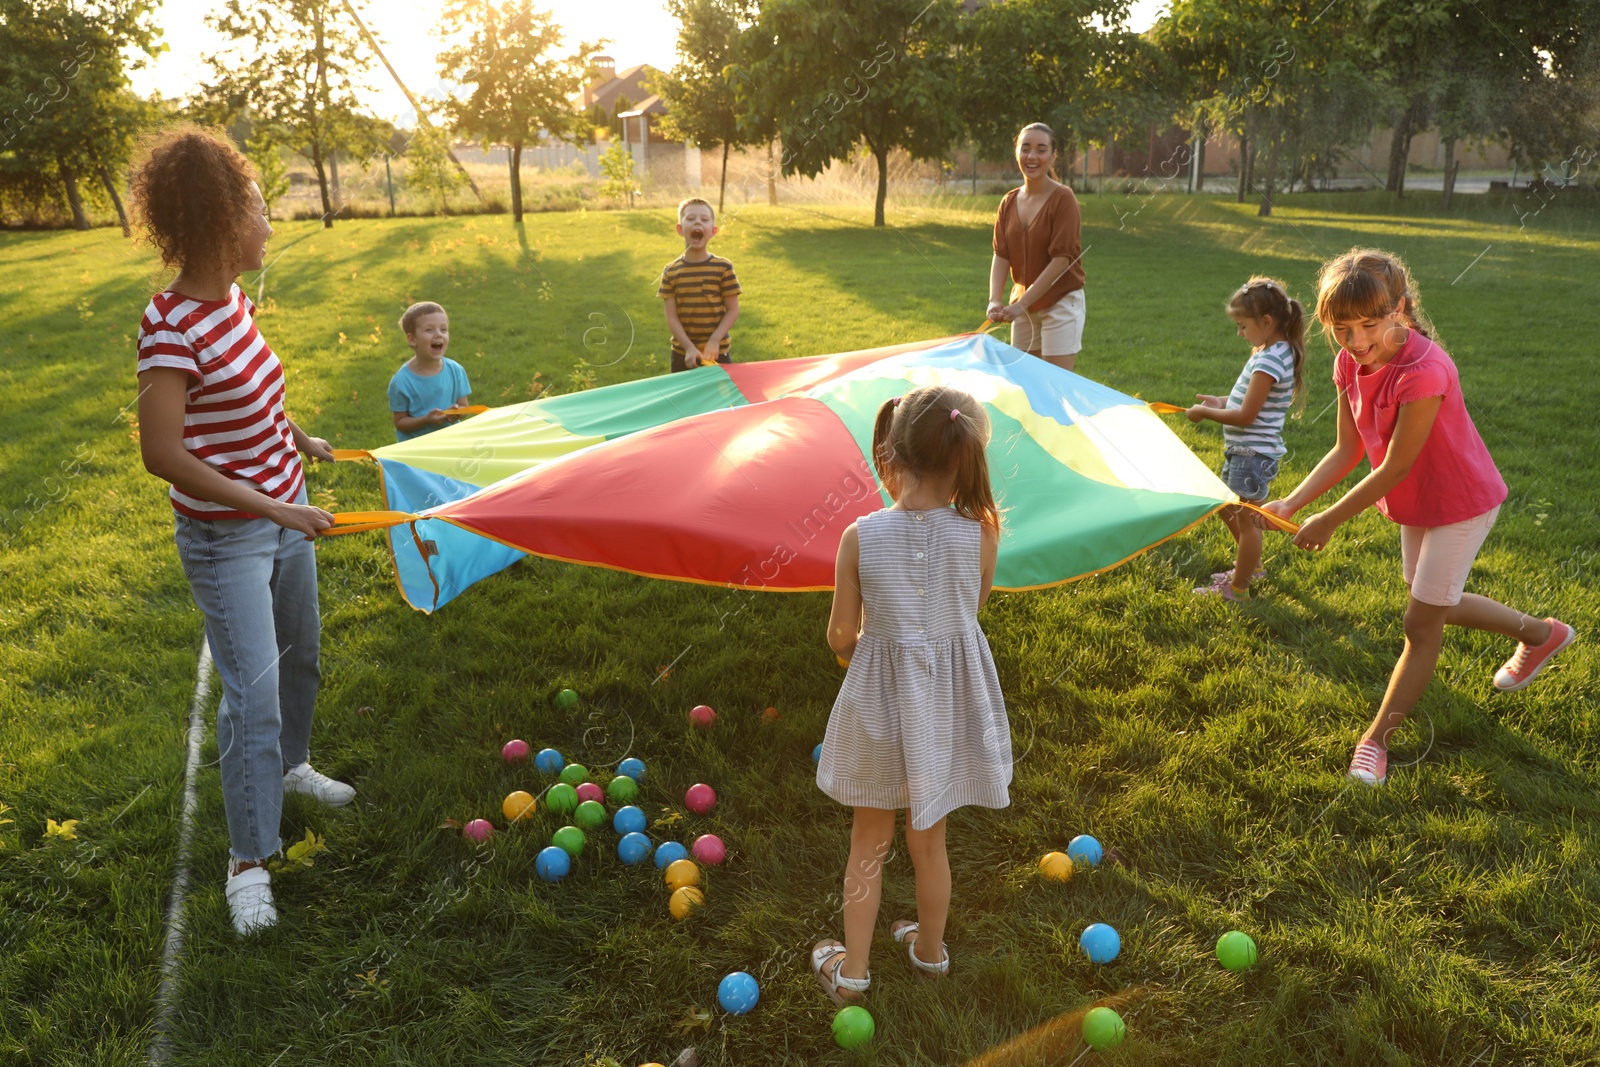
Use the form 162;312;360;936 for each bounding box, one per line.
811;386;1010;1005
1188;277;1307;602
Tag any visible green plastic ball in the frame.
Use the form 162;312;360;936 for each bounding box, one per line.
1216;930;1258;971
832;1005;875;1049
605;774;639;804
573;799;607;831
552;825;586;856
559;763;588;786
545;783;578;815
1081;1006;1126;1051
555;688;580;710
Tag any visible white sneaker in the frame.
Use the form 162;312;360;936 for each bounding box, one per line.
282;762;356;807
225;864;277;935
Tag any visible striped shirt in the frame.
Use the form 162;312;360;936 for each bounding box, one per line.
657;253;740;358
136;284;305;519
1222;340;1296;457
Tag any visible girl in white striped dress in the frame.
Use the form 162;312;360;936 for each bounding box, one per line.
811;386;1011;1004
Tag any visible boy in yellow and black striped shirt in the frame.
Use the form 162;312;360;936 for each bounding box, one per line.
657;198;741;372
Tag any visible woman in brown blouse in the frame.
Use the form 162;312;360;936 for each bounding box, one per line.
987;123;1087;371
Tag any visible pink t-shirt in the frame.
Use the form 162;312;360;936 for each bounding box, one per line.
1333;331;1506;527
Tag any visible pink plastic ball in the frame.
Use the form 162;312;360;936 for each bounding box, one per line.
574;782;604;805
502;738;531;763
692;833;726;866
462;818;495;842
685;783;717;815
689;704;717;729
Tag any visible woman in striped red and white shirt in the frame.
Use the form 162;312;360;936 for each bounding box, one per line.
132;125;355;936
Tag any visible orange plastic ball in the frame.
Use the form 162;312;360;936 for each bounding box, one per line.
502;791;536;822
670;885;704;920
664;857;701;892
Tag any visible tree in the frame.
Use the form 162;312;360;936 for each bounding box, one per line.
598;139;636;203
198;0;376;228
739;0;965;227
655;0;765;215
405;122;462;212
437;1;599;223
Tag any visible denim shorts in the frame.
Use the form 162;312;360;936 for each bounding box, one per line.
1220;448;1279;502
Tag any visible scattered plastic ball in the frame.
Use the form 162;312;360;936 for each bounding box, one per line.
832;1005;875;1049
812;743;823;765
617;757;646;781
535;845;571;881
545;783;578;815
685;783;717;815
669;885;703;920
691;834;726;866
1039;851;1072;882
1081;1006;1126;1050
617;831;652;865
836;654;850;669
1216;930;1258;972
534;747;564;774
1079;923;1121;964
689;704;717;729
555;688;579;710
654;841;689;869
762;706;781;723
502;790;536;822
664;858;701;892
501;738;530;763
717;971;759;1015
574;800;608;831
552;825;586;857
613;805;647;836
606;775;639;804
462;818;494;843
560;763;589;786
574;782;604;805
1068;834;1103;866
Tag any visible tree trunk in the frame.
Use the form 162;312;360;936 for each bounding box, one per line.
767;141;777;204
98;164;129;236
1386;103;1414;197
510;141;523;221
1236;130;1249;203
872;141;888;226
1193;120;1206;192
328;149;341;208
310;140;334;228
312;10;335;227
1257;112;1281;217
1441;137;1459;210
60;161;89;229
718;141;729;215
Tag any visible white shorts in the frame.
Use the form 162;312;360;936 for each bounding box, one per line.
1400;505;1498;607
1009;288;1085;358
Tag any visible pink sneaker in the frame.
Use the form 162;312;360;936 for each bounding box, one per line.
1494;618;1577;692
1193;573;1250;601
1211;568;1266;584
1348;740;1387;785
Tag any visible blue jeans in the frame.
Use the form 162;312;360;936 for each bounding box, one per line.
174;491;321;862
1220;448;1280;503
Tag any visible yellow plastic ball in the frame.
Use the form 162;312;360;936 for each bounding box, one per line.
669;885;704;920
1039;851;1072;882
664;857;701;892
502;790;536;822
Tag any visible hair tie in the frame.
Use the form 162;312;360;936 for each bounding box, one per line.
949;408;961;421
891;397;902;407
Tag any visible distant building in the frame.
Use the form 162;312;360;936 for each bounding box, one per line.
584;56;701;190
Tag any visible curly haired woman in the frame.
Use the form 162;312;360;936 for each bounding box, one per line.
131;124;354;935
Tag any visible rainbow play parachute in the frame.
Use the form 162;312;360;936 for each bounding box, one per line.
331;333;1275;612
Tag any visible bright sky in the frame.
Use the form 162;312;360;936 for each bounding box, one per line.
131;0;1168;125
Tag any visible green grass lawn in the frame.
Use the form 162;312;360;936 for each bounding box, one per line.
2;188;1598;1067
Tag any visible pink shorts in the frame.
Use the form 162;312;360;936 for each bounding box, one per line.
1399;505;1498;606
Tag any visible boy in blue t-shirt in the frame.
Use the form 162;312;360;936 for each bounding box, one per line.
388;301;471;441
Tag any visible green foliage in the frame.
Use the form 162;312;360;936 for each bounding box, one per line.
246;130;290;214
598;139;636;200
404;123;463;212
656;0;765;210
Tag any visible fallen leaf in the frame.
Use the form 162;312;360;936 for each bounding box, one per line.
45;818;80;842
673;1007;714;1036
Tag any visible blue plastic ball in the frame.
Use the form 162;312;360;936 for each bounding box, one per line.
613;805;647;836
654;841;689;870
617;832;652;866
1080;922;1121;963
534;748;564;774
1067;834;1103;866
536;845;572;882
812;743;823;765
617;757;646;781
717;971;760;1015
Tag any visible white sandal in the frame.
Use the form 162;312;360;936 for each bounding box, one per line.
890;920;949;977
810;939;870;1005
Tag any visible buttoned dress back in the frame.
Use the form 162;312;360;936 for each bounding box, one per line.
816;507;1012;831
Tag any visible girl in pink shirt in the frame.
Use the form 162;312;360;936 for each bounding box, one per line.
1262;249;1576;785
